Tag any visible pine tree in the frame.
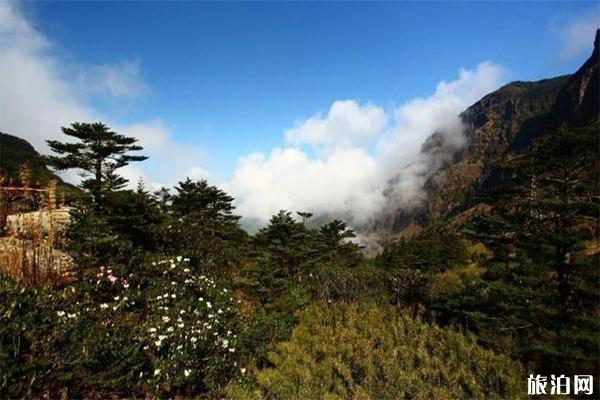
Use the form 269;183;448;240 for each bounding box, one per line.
255;210;317;278
46;122;147;210
162;178;246;275
318;219;362;264
457;124;599;376
171;178;239;224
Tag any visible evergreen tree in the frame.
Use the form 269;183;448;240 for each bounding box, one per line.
454;125;599;376
255;210;317;278
46;122;147;209
318;219;362;265
163;178;246;275
319;220;355;252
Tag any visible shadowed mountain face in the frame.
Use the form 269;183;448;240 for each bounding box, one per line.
376;29;599;239
0;132;59;185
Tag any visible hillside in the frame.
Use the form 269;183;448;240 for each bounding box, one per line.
0;132;72;189
376;29;599;238
1;31;598;400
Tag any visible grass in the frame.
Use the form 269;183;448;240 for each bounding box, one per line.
0;179;74;286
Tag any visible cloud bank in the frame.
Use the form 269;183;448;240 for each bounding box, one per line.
229;63;506;229
1;1;507;232
0;1;206;191
554;7;600;62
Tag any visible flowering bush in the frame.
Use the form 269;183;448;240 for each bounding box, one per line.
136;257;240;394
0;256;241;398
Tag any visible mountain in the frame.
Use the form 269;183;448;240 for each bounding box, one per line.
0;132;68;187
376;29;599;239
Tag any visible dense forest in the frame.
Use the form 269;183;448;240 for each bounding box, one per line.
0;32;598;400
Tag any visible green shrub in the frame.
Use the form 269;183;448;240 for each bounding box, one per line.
308;264;390;303
0;256;241;398
229;302;525;400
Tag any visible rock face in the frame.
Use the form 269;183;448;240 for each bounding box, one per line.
378;30;599;238
551;28;600;127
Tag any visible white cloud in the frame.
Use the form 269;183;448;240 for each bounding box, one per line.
229;62;506;229
82;61;150;100
378;62;505;209
554;8;599;61
0;1;508;233
227;147;383;229
284;100;388;148
0;1;207;190
0;2;94;152
380;62;505;171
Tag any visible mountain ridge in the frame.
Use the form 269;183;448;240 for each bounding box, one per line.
375;29;599;240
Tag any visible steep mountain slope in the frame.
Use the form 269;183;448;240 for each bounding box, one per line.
378;29;599;238
0;132;66;186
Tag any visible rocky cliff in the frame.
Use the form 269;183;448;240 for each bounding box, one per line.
378;29;599;238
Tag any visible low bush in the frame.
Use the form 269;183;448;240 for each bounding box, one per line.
0;256;241;398
229;301;525;400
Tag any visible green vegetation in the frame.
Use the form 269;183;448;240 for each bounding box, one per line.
0;132;59;185
228;302;523;400
0;120;597;398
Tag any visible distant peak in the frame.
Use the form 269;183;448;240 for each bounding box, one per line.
595;28;600;54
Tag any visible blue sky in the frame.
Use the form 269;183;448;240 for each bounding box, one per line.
1;1;598;226
24;1;597;176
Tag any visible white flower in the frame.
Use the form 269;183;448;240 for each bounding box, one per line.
177;256;183;262
171;294;176;299
114;296;120;301
206;302;212;309
184;268;190;273
217;308;223;314
229;348;235;353
241;368;246;374
184;258;190;262
170;263;176;269
184;369;191;377
199;297;204;302
100;303;108;309
162;316;170;323
139;371;144;378
155;340;162;348
154;368;161;376
178;323;184;328
180;310;186;314
56;311;65;317
149;327;157;333
167;326;174;333
190;337;197;343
